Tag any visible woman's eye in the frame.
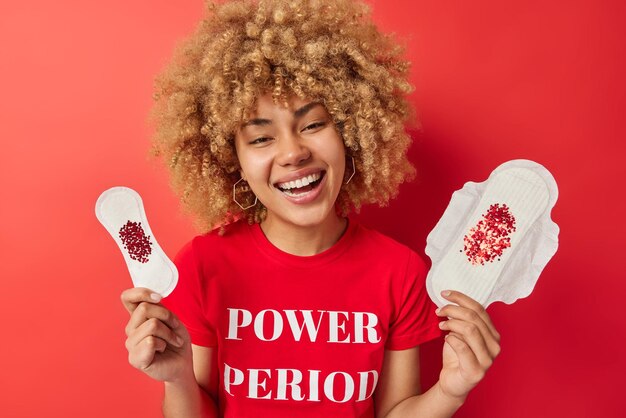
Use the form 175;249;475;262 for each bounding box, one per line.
302;121;326;131
250;137;272;145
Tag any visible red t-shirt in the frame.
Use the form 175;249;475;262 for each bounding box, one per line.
164;219;441;417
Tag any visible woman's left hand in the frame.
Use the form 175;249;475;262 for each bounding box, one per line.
435;290;501;402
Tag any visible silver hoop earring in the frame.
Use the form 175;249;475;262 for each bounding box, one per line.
345;156;356;184
233;178;258;210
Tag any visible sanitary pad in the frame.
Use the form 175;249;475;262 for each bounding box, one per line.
425;160;559;308
95;187;178;297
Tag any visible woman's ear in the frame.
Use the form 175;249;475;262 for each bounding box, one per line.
239;170;246;181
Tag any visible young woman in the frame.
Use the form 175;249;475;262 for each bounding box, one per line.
121;1;501;417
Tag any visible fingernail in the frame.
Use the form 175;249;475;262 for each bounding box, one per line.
435;307;441;314
441;290;451;297
176;336;184;347
172;317;179;328
439;321;447;329
150;293;162;302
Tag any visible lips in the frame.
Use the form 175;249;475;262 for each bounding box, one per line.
273;170;326;202
275;169;325;192
276;171;322;191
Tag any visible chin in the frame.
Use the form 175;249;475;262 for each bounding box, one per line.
269;205;337;229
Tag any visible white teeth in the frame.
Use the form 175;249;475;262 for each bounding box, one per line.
282;189;301;197
277;172;321;190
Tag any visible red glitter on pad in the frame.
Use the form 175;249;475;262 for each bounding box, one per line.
463;203;517;265
119;221;153;263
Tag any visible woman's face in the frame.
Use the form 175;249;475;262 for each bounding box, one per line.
234;94;346;229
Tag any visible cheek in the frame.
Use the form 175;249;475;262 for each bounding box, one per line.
315;132;345;165
329;141;347;177
333;153;346;177
240;151;272;185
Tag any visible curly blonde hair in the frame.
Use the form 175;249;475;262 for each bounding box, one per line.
151;0;416;232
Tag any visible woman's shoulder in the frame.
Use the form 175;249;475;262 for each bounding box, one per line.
176;219;253;261
352;221;413;252
351;221;425;267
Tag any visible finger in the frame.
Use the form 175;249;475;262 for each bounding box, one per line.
120;287;162;314
440;319;494;369
444;333;485;385
440;290;501;341
125;302;180;336
127;317;185;350
128;335;167;370
436;304;500;358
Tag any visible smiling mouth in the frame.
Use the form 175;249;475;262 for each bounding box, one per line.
275;171;326;197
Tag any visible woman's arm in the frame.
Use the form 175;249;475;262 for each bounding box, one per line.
163;345;219;418
121;288;219;418
375;291;501;418
375;348;465;418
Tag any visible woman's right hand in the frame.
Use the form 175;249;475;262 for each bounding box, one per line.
121;287;193;383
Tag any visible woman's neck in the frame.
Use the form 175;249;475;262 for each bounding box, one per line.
259;213;348;256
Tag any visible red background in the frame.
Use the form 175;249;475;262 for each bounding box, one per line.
1;0;623;416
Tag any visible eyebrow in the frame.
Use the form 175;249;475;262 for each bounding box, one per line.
242;102;322;127
243;118;272;127
294;101;322;118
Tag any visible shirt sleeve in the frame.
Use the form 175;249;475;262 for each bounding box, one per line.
162;238;218;347
385;250;442;350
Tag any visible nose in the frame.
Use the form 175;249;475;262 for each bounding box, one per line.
276;133;311;166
